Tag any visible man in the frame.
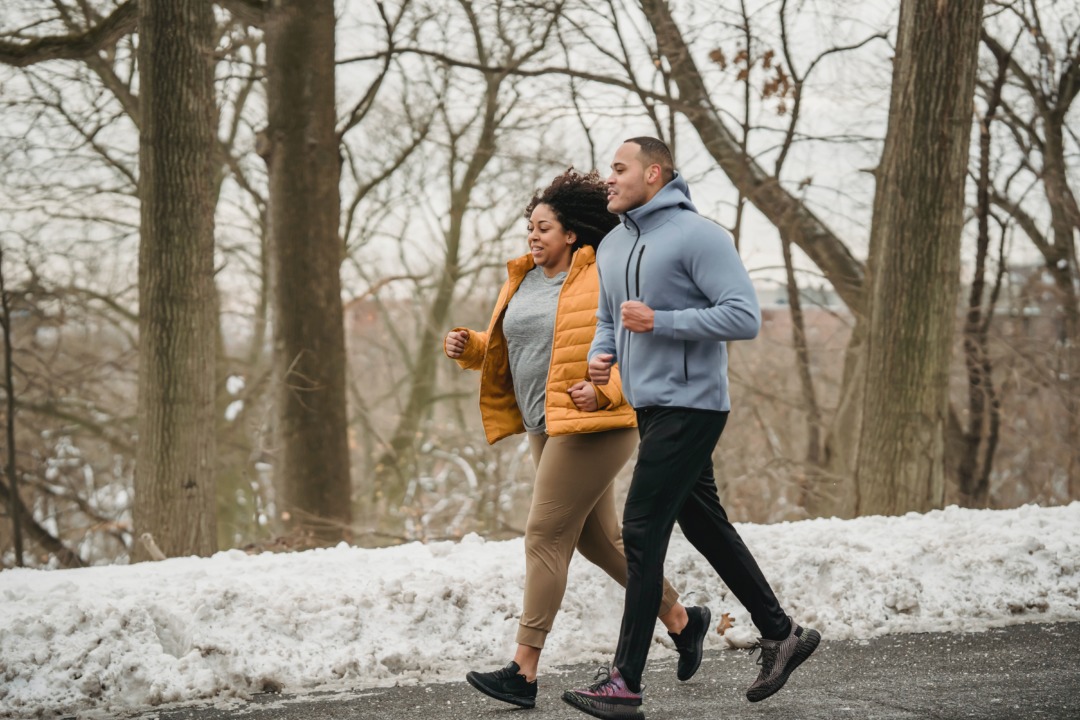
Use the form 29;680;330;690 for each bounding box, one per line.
562;137;820;720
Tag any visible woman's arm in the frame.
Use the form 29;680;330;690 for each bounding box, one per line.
444;327;490;370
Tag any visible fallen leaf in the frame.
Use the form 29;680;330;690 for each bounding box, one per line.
716;612;735;635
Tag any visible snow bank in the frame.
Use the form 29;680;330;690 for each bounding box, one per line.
1;503;1078;718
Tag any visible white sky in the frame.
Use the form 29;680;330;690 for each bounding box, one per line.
2;502;1078;718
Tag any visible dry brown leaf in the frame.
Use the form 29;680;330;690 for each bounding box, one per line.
715;612;736;635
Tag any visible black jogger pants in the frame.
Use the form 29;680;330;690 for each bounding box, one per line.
612;406;790;690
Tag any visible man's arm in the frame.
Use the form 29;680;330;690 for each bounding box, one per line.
589;265;619;360
651;226;760;341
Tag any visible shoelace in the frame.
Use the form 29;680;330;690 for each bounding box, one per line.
748;641;779;673
586;666;622;696
493;664;521;680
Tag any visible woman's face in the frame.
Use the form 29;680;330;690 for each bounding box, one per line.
527;203;575;276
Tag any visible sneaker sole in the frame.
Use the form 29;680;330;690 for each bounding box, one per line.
466;672;536;709
677;606;710;682
746;628;821;703
562;691;644;720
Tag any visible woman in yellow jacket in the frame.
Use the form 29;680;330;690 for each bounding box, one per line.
444;169;710;709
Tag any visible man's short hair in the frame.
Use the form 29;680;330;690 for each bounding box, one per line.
625;136;674;185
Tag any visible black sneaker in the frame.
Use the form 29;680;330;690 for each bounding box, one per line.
745;618;821;702
466;660;537;709
668;605;710;681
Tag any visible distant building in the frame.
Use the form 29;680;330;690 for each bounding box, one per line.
754;282;843;311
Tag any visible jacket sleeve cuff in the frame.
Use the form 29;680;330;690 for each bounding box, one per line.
652;310;676;338
450;327;486;370
592;383;612;410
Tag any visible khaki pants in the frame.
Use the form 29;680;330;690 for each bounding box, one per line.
517;428;680;648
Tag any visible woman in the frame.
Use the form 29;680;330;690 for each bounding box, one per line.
444;169;710;708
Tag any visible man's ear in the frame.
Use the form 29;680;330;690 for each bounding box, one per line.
647;164;661;185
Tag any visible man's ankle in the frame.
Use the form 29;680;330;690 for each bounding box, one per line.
617;667;641;694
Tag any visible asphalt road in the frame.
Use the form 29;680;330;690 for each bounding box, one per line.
136;622;1079;720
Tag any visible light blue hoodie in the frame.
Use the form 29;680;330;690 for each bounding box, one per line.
589;172;760;412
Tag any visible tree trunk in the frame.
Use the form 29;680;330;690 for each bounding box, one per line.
855;0;985;516
815;318;865;518
133;0;218;559
1042;124;1080;501
0;249;25;566
264;0;352;542
957;55;1008;507
780;236;823;508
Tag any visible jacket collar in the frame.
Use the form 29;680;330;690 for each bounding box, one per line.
620;171;698;235
506;244;595;280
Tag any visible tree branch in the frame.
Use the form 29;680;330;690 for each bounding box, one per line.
991;190;1056;262
0;0;136;68
0;476;86;568
638;0;865;309
221;0;268;27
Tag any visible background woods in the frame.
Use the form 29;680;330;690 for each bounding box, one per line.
0;0;1077;567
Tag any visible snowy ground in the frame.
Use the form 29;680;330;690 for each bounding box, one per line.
2;503;1079;719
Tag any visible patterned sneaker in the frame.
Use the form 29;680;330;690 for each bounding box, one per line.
562;666;643;719
745;618;821;702
466;660;537;708
668;605;710;681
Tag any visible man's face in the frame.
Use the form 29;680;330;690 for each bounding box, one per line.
606;142;654;215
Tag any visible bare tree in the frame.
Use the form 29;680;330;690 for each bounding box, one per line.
855;0;986;515
355;0;566;533
132;0;218;558
256;0;353;543
983;1;1080;500
0;243;25;566
721;0;841;498
957;46;1010;507
0;0;219;560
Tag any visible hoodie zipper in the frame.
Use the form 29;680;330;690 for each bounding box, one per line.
621;217;644;389
623;217;642;299
634;245;645;297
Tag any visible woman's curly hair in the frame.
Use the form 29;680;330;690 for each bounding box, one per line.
524;168;618;252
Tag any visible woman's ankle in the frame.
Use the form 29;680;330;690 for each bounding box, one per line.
512;644;542;682
660;603;689;634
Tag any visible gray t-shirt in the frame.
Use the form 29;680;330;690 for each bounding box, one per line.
503;266;567;433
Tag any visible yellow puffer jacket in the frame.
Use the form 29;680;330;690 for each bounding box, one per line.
447;245;637;444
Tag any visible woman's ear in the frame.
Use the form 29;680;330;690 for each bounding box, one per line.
566;231;577;246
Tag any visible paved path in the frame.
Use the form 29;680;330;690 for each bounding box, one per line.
137;622;1079;720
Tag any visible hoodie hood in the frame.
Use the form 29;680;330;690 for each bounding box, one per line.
621;171;698;234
